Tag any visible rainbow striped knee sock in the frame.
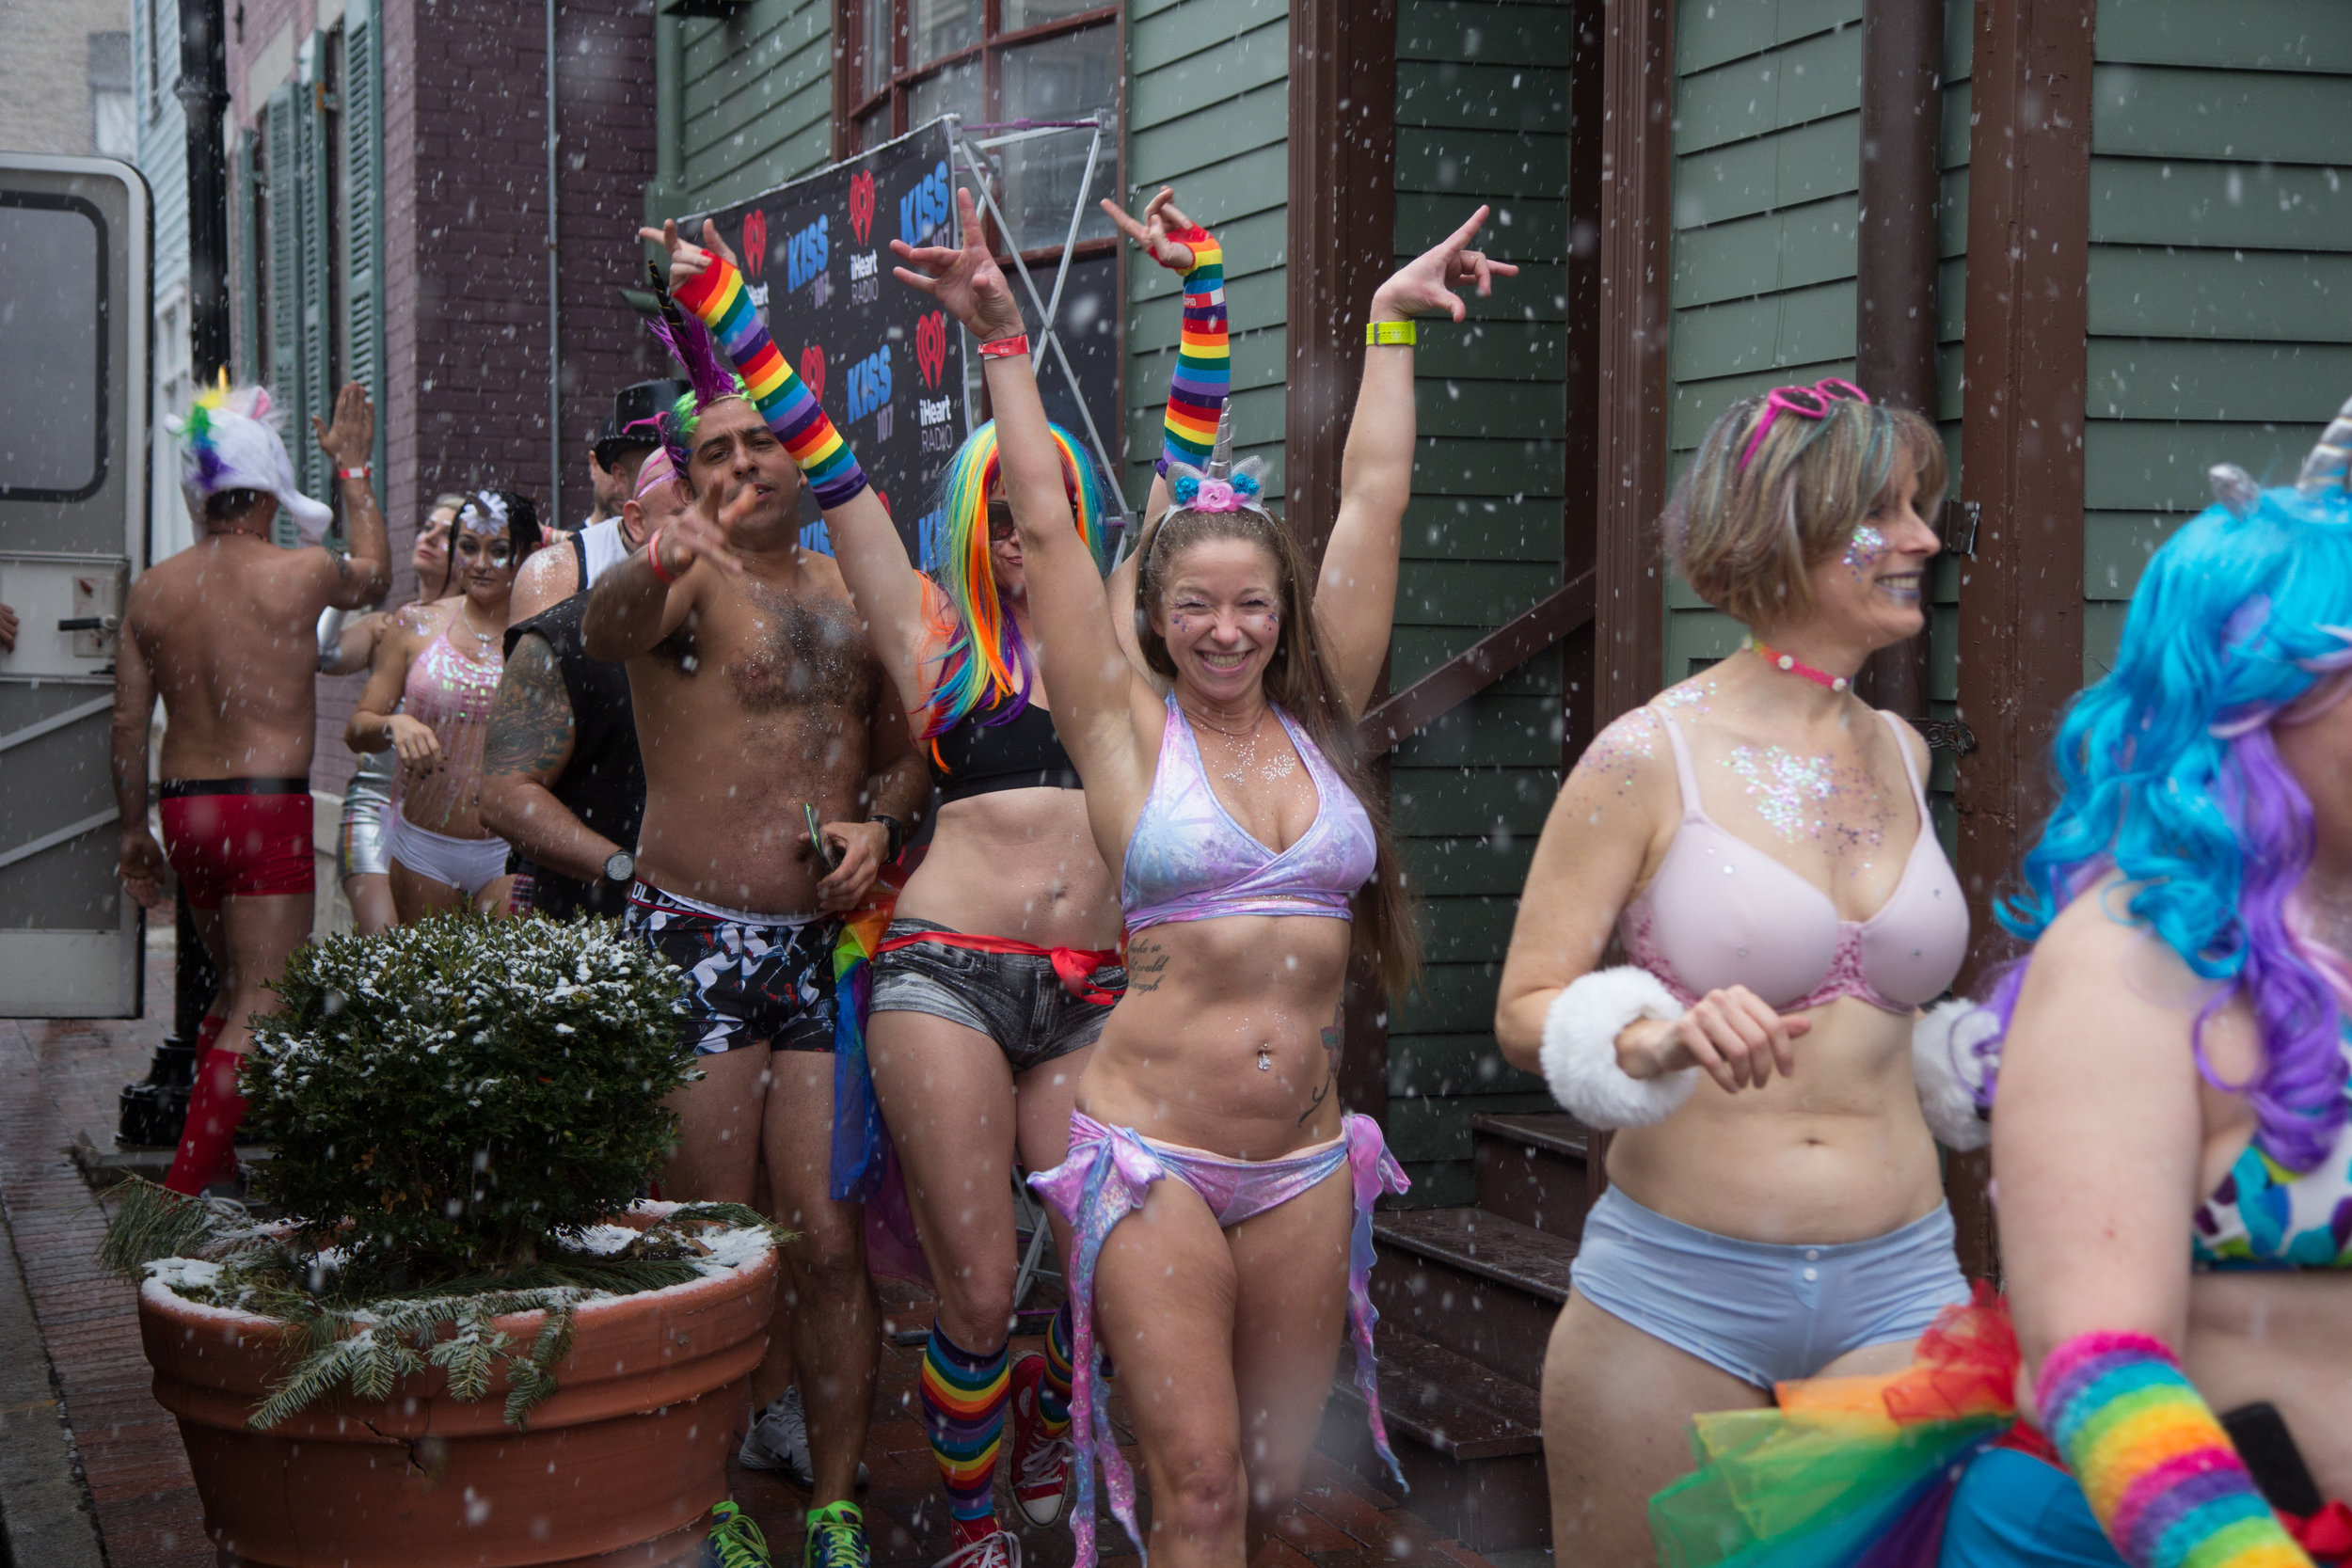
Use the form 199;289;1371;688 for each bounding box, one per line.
1039;1301;1074;1437
922;1323;1009;1544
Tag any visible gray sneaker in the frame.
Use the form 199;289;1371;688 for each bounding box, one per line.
738;1386;870;1490
739;1388;815;1487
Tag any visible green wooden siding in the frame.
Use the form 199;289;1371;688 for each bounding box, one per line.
1381;0;1572;1208
1665;0;1973;805
676;0;834;214
2082;0;2352;679
1120;0;1289;513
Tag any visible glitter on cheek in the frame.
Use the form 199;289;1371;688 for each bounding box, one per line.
1844;524;1887;579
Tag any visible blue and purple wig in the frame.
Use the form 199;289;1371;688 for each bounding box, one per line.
916;420;1107;756
1977;408;2352;1173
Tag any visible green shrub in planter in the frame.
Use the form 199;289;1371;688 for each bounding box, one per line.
101;914;787;1429
245;912;695;1275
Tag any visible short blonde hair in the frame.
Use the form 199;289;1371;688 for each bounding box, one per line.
1669;392;1947;627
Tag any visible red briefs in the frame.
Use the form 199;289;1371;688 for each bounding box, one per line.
158;778;315;910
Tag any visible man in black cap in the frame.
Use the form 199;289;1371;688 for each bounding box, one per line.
510;377;691;626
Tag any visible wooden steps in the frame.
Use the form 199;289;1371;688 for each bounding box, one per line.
1317;1111;1607;1552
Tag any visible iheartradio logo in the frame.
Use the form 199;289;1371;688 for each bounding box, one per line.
799;345;827;403
848;170;878;247
742;209;769;278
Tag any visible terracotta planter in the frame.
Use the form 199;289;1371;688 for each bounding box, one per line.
138;1208;775;1568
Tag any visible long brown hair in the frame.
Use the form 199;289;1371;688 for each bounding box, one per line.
1135;507;1421;999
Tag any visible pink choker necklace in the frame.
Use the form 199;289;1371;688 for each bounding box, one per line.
1744;636;1852;693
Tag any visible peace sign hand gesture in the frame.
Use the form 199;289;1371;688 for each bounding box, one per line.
1372;204;1518;324
1101;186;1205;274
651;467;755;578
890;186;1025;344
636;217;744;297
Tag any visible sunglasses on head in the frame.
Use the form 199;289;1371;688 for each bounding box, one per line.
1737;378;1871;474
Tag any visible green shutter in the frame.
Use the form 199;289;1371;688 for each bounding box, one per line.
342;0;387;495
263;84;301;462
294;35;333;506
231;128;258;384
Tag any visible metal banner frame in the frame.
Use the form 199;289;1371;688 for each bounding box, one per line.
942;110;1132;543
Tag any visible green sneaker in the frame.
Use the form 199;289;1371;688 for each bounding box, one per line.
803;1500;869;1568
703;1500;771;1568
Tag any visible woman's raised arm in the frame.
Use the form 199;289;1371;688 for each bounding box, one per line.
892;191;1155;806
1318;207;1518;717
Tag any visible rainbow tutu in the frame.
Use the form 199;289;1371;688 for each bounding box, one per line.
1650;1284;2020;1568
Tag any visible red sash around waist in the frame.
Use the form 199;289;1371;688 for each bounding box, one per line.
875;930;1122;1006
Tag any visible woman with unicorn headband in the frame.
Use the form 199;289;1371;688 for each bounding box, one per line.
1929;408;2352;1565
648;186;1286;1567
889;183;1513;1568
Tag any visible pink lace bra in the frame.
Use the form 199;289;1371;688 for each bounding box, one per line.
1617;706;1968;1015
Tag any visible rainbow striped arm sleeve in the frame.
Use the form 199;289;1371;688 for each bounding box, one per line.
2037;1331;2313;1568
672;253;870;511
1157;227;1229;476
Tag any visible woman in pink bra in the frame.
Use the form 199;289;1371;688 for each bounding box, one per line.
347;489;541;921
894;189;1513;1568
1493;382;1984;1560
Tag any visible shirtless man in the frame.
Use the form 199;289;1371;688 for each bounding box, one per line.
113;382;390;1195
584;388;927;1568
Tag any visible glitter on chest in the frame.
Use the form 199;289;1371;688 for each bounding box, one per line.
1720;745;1883;849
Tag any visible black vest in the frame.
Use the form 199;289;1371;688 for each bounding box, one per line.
502;593;644;919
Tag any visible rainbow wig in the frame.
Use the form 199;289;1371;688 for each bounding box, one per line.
917;420;1107;749
1975;464;2352;1173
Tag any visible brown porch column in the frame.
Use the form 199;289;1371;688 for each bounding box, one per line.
1952;0;2095;1279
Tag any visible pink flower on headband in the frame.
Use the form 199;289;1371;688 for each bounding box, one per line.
1197;479;1236;512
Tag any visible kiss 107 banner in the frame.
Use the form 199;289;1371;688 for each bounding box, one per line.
680;119;966;566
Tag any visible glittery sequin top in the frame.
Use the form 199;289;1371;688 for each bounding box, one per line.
1120;693;1375;933
1617;706;1967;1015
395;615;501;832
2191;1070;2352;1269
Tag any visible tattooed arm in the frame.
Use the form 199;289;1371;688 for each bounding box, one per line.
478;632;617;881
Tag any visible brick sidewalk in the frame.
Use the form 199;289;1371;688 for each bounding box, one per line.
0;938;1504;1568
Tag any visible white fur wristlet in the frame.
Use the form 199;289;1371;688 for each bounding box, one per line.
1540;967;1700;1129
1912;998;1996;1151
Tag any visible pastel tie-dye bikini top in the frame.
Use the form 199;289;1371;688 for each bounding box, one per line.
2192;1068;2352;1269
1120;694;1375;933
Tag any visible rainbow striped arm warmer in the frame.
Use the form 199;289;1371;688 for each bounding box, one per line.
672;253;869;510
1157;227;1229;476
2037;1331;2313;1568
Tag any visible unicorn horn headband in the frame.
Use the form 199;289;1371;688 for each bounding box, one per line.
2295;391;2352;498
1163;403;1270;521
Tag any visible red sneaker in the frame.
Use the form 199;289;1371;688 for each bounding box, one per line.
1005;1354;1073;1528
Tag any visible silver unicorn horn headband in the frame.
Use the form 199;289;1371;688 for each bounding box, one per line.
2296;391;2352;499
1163;402;1271;521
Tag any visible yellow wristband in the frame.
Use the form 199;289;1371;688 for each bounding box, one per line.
1365;320;1417;347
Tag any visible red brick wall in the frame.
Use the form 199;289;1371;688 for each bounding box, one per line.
292;0;662;799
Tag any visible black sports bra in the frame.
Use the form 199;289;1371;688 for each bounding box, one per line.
934;701;1081;805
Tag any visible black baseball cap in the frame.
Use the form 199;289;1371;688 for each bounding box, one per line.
592;379;693;463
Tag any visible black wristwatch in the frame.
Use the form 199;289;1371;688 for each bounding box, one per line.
867;815;906;862
602;849;636;886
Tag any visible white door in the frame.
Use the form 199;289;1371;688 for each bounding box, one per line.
0;155;151;1017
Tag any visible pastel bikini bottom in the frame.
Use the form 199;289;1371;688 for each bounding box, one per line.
1028;1109;1410;1567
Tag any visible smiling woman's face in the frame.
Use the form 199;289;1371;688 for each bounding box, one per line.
1152;535;1285;705
1784;452;1941;650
